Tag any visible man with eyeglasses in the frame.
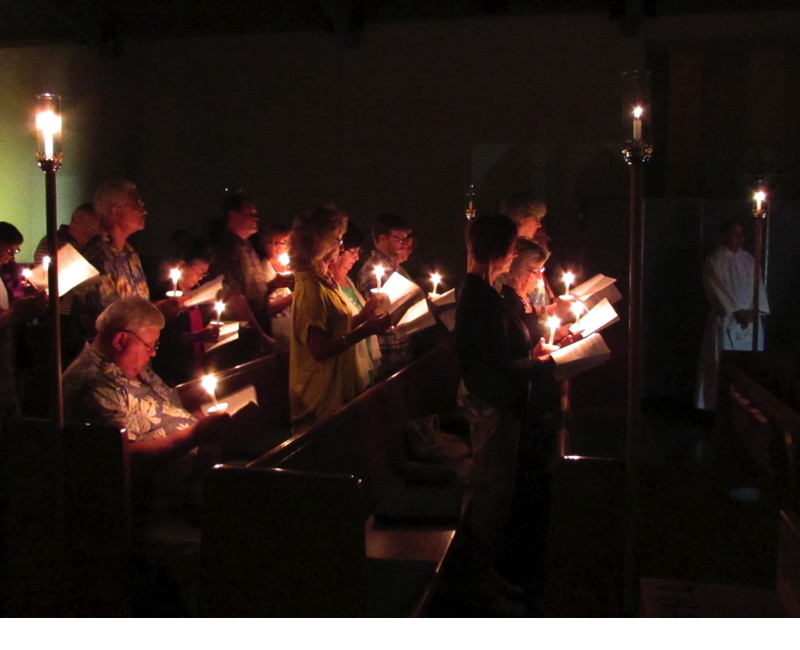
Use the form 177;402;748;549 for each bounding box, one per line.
64;296;231;466
72;180;182;344
357;212;418;377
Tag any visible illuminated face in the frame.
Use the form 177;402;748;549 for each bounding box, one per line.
265;234;289;262
0;242;20;265
517;216;542;240
179;260;209;291
112;191;147;239
379;229;412;260
334;246;362;275
520;262;546;295
115;325;161;378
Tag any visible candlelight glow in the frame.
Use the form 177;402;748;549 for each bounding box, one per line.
754;190;766;213
562;271;575;294
430;272;442;295
570;301;585;320
201;374;219;407
169;268;181;283
632;106;643;141
214;301;225;321
278;253;290;267
374;264;385;290
21;268;32;280
42;255;51;272
547;316;561;346
35;109;62;159
632;106;644;119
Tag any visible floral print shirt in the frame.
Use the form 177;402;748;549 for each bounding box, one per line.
63;344;196;442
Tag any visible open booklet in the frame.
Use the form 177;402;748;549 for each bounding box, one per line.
569;298;619;337
375;272;425;315
203;321;242;352
550;332;611;381
569;274;622;309
395;288;457;335
183;275;224;307
201;383;258;416
27;243;99;296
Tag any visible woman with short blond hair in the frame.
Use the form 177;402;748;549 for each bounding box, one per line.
288;206;389;431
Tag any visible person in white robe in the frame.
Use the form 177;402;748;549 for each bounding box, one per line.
695;219;769;410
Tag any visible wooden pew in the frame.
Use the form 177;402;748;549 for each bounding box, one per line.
176;349;291;456
199;336;465;616
716;351;800;510
0;418;131;616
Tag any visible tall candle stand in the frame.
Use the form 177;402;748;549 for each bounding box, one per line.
35;93;64;428
751;188;767;352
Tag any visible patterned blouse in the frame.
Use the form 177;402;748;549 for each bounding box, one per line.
63;344;196;442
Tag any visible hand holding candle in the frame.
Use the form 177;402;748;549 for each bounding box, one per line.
547;316;561;346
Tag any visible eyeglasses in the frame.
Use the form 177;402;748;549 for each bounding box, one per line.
527;266;545;275
1;246;20;256
121;329;160;354
388;233;413;245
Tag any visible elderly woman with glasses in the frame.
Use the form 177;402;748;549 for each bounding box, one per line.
289;206;389;431
63;296;230;472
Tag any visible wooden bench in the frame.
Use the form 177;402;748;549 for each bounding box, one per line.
0;418;131;616
716;351;800;510
176;349;291;457
199;336;465;616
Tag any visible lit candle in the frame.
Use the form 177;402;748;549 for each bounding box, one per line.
374;264;385;290
278;252;290;268
430;272;442;297
169;269;181;296
201;374;227;413
547;316;560;346
21;268;33;283
754;190;766;214
42;255;51;272
632;106;643;141
35;109;61;160
570;301;585;322
562;271;575;295
214;300;225;324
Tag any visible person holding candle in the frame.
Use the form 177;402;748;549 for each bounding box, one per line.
72;181;183;342
0;222;47;419
695;218;770;410
256;223;294;348
330;222;382;391
357;212;418;378
289;206;390;431
455;214;557;597
153;236;220;386
209;194;289;355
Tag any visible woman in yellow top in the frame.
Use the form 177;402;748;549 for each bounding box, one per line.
288;206;390;431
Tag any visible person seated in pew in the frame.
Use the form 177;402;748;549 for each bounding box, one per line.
152;236;220;386
289;206;390;431
455;214;558;599
63;296;232;478
330;221;381;392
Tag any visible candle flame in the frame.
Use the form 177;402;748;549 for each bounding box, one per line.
374;264;385;279
754;190;766;203
562;271;575;293
430;272;441;285
43;255;51;272
547;316;561;331
35;110;62;135
214;301;225;318
571;301;585;319
201;374;218;396
21;268;32;279
632;106;644;119
169;268;181;283
278;253;290;267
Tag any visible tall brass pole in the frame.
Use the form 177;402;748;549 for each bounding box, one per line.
751;209;765;352
42;159;63;428
623;151;645;613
